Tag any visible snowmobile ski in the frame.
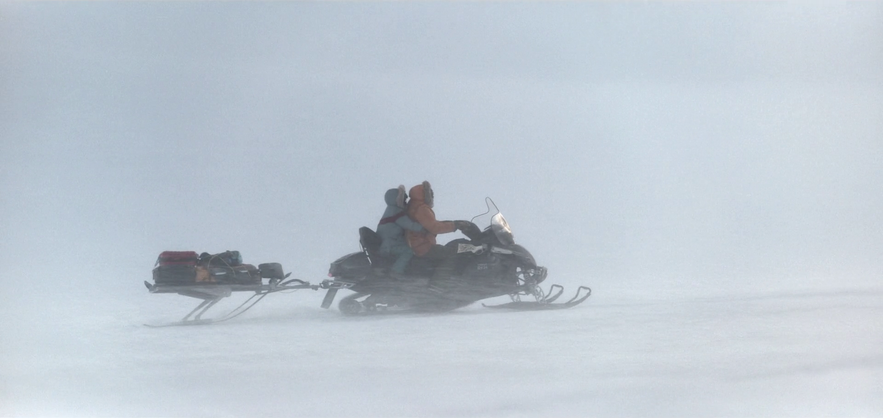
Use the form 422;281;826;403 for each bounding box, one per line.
541;284;564;303
483;286;592;310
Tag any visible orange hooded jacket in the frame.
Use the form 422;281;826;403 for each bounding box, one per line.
406;183;456;256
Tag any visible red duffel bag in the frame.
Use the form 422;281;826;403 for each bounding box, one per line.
156;251;199;267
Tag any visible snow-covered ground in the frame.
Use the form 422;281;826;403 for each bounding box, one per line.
2;275;880;417
3;2;881;417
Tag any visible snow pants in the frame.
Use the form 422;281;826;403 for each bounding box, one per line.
381;242;415;275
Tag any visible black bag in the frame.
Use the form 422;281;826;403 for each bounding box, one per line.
259;263;285;280
208;264;259;284
153;265;197;285
201;250;243;267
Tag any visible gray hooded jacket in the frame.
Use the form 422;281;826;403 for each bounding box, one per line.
377;186;425;254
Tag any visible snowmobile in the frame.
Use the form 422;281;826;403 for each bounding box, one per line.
319;198;591;315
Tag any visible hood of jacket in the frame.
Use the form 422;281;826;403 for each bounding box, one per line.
384;185;407;209
409;181;433;208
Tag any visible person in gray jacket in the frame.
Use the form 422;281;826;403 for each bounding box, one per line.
377;185;425;277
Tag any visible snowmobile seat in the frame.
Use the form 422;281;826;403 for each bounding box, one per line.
359;227;390;268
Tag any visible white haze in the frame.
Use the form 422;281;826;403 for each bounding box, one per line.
1;2;881;417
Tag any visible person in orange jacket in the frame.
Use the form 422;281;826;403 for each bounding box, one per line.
406;181;474;292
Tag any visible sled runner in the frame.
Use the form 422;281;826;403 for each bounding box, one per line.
144;251;319;327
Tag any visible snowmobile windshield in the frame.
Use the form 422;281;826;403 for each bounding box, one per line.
472;197;516;246
491;212;515;246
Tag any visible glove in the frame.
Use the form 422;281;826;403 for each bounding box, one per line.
454;221;480;238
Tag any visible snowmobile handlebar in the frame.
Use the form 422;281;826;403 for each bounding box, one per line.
454;220;482;240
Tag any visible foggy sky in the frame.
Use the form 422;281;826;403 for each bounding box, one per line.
1;2;881;298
